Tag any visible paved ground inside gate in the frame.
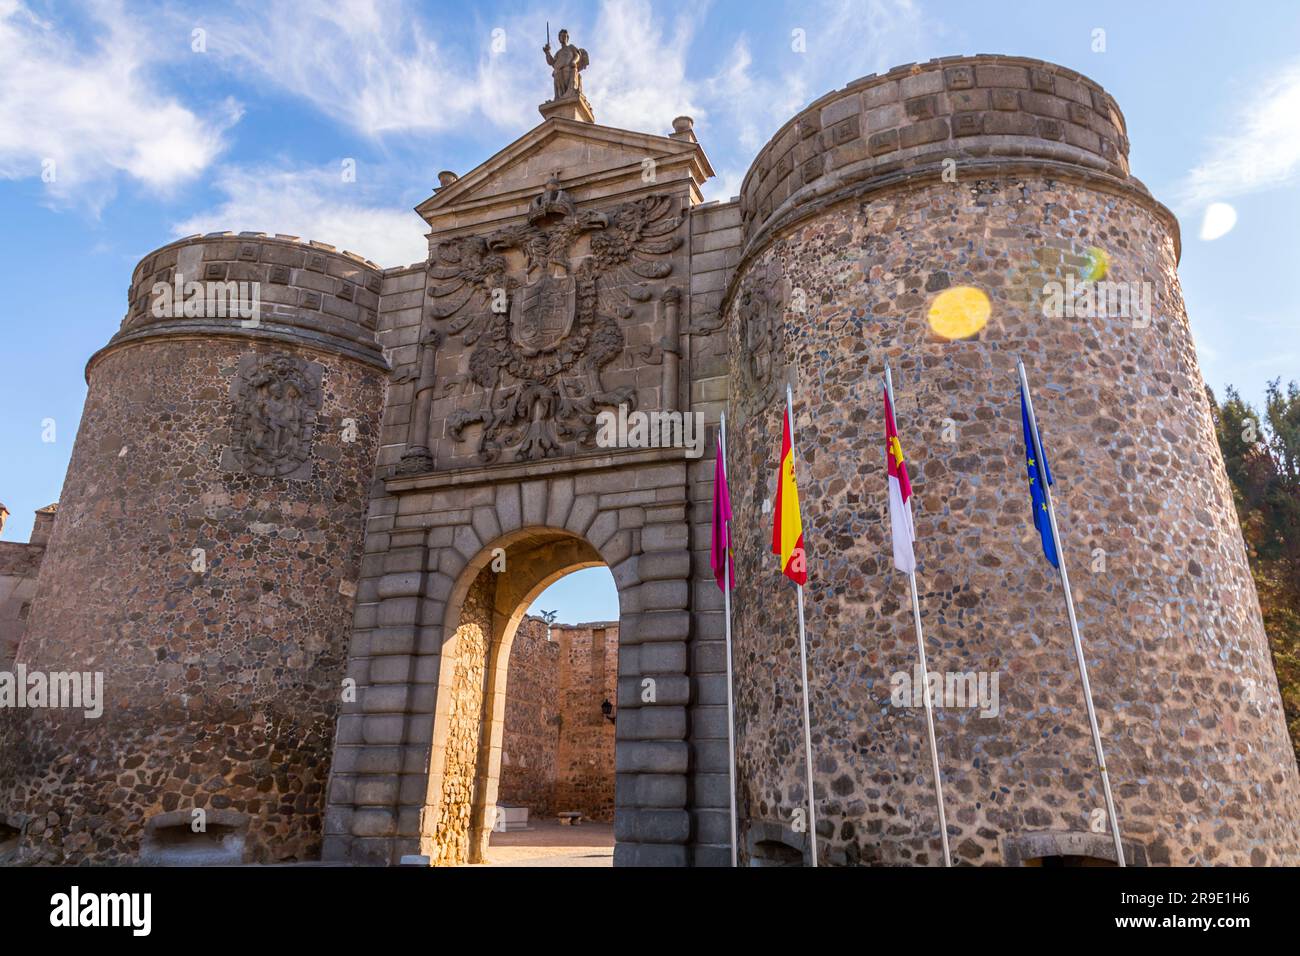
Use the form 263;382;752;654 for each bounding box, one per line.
477;820;615;867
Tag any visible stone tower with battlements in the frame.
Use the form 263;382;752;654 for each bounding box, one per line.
2;51;1296;866
0;235;387;863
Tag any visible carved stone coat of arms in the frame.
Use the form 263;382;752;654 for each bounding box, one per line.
402;177;684;468
222;352;323;479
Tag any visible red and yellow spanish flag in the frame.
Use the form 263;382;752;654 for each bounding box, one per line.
771;406;807;585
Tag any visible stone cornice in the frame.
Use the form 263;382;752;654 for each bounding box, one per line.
418;117;714;219
86;323;390;382
415;117;714;239
385;446;692;494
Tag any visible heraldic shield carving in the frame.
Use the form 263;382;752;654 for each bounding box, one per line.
222;352;324;479
408;175;685;466
512;272;576;354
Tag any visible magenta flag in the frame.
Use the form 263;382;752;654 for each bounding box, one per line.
710;431;735;591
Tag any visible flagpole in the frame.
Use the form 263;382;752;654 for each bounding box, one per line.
1016;357;1126;867
786;383;819;867
885;365;952;868
719;411;739;867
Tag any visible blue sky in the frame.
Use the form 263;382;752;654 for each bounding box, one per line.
2;0;1298;622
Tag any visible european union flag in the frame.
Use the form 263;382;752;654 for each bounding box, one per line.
1020;385;1058;567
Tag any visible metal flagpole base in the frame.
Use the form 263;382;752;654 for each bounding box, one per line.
795;584;818;867
908;571;952;867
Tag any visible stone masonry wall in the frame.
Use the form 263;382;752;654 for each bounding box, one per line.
552;622;618;820
0;234;386;864
499;616;560;816
684;198;742;864
0;539;44;668
738;55;1131;248
8;50;1284;870
323;451;697;866
725;171;1300;865
430;570;493;865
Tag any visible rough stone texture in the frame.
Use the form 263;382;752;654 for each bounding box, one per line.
0;237;386;865
498;618;620;821
725;167;1300;865
431;572;492;865
739;55;1132;253
5;54;1295;868
499;616;560;814
551;622;619;820
0;507;49;666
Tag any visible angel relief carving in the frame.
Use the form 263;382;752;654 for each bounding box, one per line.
398;176;684;470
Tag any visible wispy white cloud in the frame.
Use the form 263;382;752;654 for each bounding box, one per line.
193;0;716;140
0;0;240;204
704;167;746;204
702;35;810;157
1179;59;1300;208
815;0;929;78
157;0;924;217
583;0;703;134
172;162;428;268
583;0;927;149
697;0;928;198
193;0;539;137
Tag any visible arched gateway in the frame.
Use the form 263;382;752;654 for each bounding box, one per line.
323;458;705;867
4;49;1298;867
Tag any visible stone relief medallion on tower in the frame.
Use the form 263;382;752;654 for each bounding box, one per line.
734;262;788;420
419;177;684;464
221;352;324;479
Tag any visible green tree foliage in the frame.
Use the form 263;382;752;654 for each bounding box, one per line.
1210;380;1300;764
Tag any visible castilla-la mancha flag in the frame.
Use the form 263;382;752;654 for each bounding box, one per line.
884;389;917;574
771;406;808;585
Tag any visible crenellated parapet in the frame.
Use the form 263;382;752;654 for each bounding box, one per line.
738;56;1175;265
97;232;388;374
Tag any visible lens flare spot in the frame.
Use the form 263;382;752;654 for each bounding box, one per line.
928;286;990;340
1080;246;1110;282
1199;202;1237;241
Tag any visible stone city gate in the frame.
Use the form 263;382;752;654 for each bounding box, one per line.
5;48;1298;868
318;68;734;866
322;452;705;866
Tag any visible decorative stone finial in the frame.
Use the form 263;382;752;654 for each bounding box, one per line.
670;116;696;142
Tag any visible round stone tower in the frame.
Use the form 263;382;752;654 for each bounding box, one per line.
725;56;1300;865
0;233;387;864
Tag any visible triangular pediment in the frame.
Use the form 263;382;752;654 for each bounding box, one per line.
416;117;713;236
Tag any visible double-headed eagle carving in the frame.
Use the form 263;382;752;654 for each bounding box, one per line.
421;178;683;464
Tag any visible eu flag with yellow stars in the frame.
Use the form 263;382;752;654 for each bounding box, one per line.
1020;385;1058;567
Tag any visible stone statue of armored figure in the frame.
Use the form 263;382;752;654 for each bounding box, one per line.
543;28;589;101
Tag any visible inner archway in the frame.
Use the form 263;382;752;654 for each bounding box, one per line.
487;569;619;866
422;528;619;866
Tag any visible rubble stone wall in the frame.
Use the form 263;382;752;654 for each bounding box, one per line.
498;616;560;816
0;235;386;864
552;622;619;820
723;60;1300;863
